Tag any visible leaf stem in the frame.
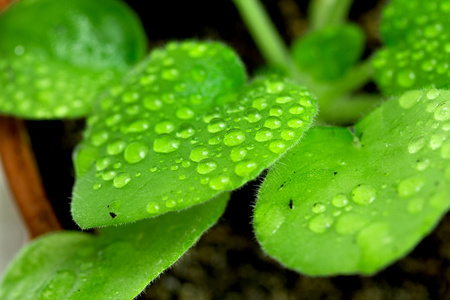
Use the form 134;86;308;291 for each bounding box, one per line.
0;116;62;239
308;0;354;31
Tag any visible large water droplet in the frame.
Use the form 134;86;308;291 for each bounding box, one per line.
430;130;447;149
154;120;175;134
396;69;416;87
162;68;180;80
190;146;210;162
332;194;349;208
124;142;149;164
246;108;262;123
96;157;111;171
73;146;99;177
269;140;286;153
435;101;450;121
264;117;281;129
146;202;160;214
252;98;268;111
335;213;368;235
197;159;217;174
207;118;226;133
102;170;117;181
230;147;247;162
408;136;426;153
114;172;131;188
91;131;109;146
308;214;334;233
312;202;326;214
275;96;292;104
209;175;231;190
255;128;273;142
281;130;295;140
127;120;150;133
269;105;283;117
153;134;180;153
287;118;304;128
234;160;257;177
143;95;163;111
398;90;423;109
223;129;245;146
176;123;196;139
416;158;430;171
107;140;126;155
351;185;376;205
176;106;195;120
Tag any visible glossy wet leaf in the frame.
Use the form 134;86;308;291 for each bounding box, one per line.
291;24;365;82
373;0;450;95
0;193;229;300
255;89;450;275
0;0;146;119
72;41;318;229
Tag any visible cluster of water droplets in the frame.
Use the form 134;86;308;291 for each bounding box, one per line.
0;47;119;118
75;41;317;216
373;0;450;95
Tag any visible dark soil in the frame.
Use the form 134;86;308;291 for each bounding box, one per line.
25;0;450;299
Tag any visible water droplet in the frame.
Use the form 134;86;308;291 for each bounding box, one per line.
113;173;131;188
408;136;426;153
289;106;305;115
312;202;326;213
269;105;283;117
234;160;257;177
332;194;349;208
308;214;334;233
153;134;180;153
143;95;163;111
416;158;430;171
427;89;440;100
207;118;226;133
209;175;231;190
408;198;424;214
351;185;376;205
146;202;160;214
154;120;175;134
287;118;304;128
93;183;102;190
398;90;423;109
230;147;247;162
179;174;187;180
266;82;284;94
245;108;262;123
435;101;450;121
430;130;447;149
162;68;179;80
252;98;268;111
268;140;286;153
335;213;368;235
197;159;217;174
190;146;210;162
255;128;273;142
182;161;191;168
397;176;425;198
124;142;149;164
396;69;416;87
440;142;450;159
275;96;292;104
91;131;109;146
223;129;246;146
281;130;295;140
176;123;196;139
264;117;281;129
127;120;150;133
176;106;195;120
191;66;207;82
102;170;117;181
208;136;222;145
122;91;139;103
107;140;126;155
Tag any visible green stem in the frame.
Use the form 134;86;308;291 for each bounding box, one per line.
233;0;293;71
308;0;354;31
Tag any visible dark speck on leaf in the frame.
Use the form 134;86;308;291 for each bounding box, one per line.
109;212;117;219
289;199;293;209
334;172;338;175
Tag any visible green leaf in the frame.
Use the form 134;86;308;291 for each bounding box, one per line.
254;89;450;275
0;0;146;119
373;0;450;95
291;24;365;82
71;41;318;229
0;192;229;300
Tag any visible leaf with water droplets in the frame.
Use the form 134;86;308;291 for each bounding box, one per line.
373;0;450;95
291;24;365;82
255;89;450;275
0;192;228;299
71;41;318;228
0;0;146;119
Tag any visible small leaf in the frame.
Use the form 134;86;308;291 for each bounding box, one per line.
0;0;147;119
0;193;229;299
71;41;318;229
291;24;365;82
254;89;450;275
373;0;450;95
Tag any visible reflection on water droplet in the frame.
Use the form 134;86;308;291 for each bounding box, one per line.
209;175;231;190
154;120;175;134
234;160;258;177
255;128;273;142
124;142;149;164
246;108;262;123
435;101;450;121
153;134;180;153
281;130;295;140
308;214;334;233
146;202;160;214
264;117;281;129
190;146;210;162
197;159;217;174
275;96;292;104
427;89;440;100
270;105;283;117
91;131;109;146
430;130;446;149
398;90;423;109
96;157;111;171
252;98;268;111
143;95;163;111
208;118;226;133
176;106;195;120
102;170;116;181
351;185;376;205
269;140;286;153
177;123;196;139
107;140;126;155
230;147;247;162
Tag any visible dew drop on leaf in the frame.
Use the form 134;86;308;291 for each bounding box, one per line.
234;160;258;177
153;134;180;153
351;185;376;205
113;173;131;188
223;129;246;146
190;146;210;162
308;214;334;233
124;142;149;164
196;159;217;174
331;194;349;208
